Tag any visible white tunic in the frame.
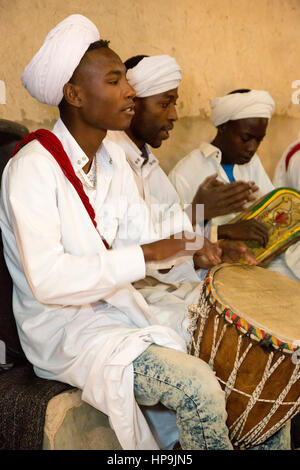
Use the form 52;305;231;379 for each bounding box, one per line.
0;119;187;450
273;138;300;190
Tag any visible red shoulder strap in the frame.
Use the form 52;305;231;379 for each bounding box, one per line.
285;142;300;171
12;129;110;249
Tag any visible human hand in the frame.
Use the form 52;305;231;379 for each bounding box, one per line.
141;231;202;262
219;239;257;265
218;219;269;247
192;174;259;221
193;237;222;269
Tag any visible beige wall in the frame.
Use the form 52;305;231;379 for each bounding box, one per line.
1;0;300;179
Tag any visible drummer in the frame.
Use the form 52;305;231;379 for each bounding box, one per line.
106;57;259;279
169;89;300;280
0;14;291;451
169;89;275;244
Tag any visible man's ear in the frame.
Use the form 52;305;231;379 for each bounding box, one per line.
62;82;83;108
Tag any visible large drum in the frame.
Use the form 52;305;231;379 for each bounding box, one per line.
187;264;300;449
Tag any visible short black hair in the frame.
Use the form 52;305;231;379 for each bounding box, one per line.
228;89;251;95
124;55;149;71
87;39;110;51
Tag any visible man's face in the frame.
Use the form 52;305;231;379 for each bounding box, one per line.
73;47;136;131
220;117;268;165
129;88;178;148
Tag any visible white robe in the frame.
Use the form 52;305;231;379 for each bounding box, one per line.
0;118;188;450
105;130;205;449
169;142;299;281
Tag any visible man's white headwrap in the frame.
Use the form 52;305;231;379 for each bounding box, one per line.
210;90;275;127
22;15;100;106
126;55;182;98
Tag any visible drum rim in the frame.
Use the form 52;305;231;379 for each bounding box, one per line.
205;263;299;354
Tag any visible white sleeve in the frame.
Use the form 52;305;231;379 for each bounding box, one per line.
287;151;300;190
3;153;145;306
168;168;195;207
253;155;274;196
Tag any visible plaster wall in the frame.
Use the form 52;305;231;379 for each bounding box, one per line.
1;0;300;178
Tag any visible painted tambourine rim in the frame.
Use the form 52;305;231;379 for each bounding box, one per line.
204;264;299;354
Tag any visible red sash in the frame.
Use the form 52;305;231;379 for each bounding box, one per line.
285;142;300;171
12;129;110;249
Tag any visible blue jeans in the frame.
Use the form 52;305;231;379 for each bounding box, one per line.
133;344;290;450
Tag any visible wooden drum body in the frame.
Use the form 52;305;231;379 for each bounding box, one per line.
188;264;300;449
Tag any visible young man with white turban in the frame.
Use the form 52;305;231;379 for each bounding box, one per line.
169;89;298;281
0;16;290;451
169;89;274;237
107;58;258;279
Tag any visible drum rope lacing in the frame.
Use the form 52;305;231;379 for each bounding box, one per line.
229;352;285;444
187;290;300;449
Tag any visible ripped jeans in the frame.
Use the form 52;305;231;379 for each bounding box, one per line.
133;344;290;450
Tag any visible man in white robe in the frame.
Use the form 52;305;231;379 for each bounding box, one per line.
0;15;242;451
169;89;298;281
0;17;291;450
107;57;258;281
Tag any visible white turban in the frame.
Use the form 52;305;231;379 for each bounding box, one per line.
22;14;100;106
210;90;275;127
126;55;182;98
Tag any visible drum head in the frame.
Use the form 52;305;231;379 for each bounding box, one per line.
210;264;300;344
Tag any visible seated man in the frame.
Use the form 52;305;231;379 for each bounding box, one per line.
0;16;290;451
169;89;274;242
169;89;298;280
107;58;256;282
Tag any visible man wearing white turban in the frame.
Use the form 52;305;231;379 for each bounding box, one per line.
0;15;257;452
169;89;275;240
169;88;298;283
107;57;257;274
0;15;291;451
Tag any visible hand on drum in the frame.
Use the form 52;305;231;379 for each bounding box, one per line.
218;219;269;247
219;239;258;265
193;237;222;269
192;174;259;221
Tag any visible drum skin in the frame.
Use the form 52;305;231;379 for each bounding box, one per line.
189;264;300;448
